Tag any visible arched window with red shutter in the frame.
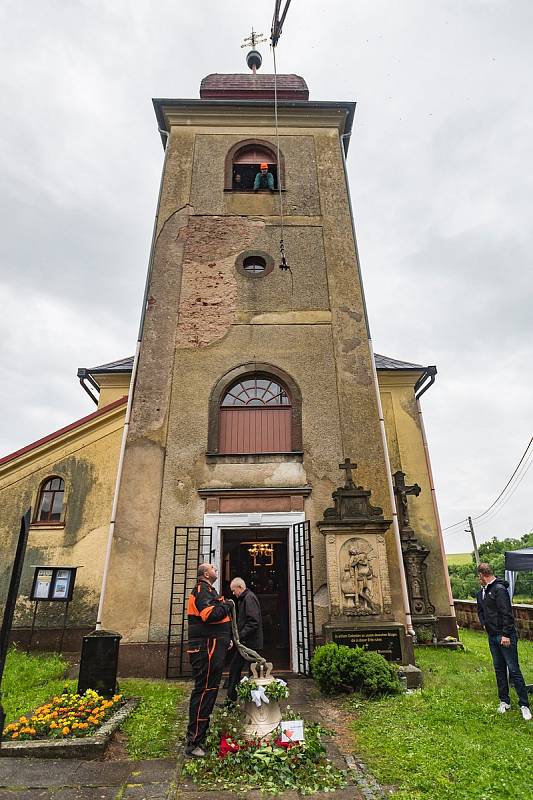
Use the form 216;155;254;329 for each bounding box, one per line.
219;374;292;454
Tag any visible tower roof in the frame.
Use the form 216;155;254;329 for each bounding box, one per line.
200;73;309;101
83;353;426;376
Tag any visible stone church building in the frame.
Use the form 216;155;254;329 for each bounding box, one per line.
0;67;456;677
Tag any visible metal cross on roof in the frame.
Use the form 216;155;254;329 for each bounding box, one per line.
241;27;267;49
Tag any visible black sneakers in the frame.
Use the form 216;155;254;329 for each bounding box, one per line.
184;744;207;757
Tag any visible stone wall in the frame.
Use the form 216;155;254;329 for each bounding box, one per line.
454;599;533;640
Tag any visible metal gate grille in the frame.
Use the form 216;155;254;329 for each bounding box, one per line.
292;520;316;675
166;526;213;679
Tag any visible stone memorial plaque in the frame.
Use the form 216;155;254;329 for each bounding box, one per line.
332;627;403;662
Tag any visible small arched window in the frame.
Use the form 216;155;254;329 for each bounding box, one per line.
229;142;279;192
35;476;65;523
219;375;292;453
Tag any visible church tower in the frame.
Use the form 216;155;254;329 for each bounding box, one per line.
99;49;455;675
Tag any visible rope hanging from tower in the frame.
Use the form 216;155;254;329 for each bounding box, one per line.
270;1;293;276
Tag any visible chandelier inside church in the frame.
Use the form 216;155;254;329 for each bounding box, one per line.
247;542;274;566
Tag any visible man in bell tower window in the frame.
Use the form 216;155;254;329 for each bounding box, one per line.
253;162;275;192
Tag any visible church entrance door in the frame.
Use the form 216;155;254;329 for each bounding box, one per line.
221;529;290;669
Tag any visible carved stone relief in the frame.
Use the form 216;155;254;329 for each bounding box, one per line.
338;537;381;616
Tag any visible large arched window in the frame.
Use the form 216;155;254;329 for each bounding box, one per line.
208;364;302;456
219;375;291;453
225;139;284;192
34;476;65;523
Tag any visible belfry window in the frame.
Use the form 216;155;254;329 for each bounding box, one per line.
231;144;278;192
219;375;292;453
35;476;65;523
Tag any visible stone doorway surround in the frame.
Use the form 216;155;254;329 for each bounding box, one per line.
203;510;305;672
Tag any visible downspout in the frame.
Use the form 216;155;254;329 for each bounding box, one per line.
414;367;457;623
95;128;170;630
340;132;415;637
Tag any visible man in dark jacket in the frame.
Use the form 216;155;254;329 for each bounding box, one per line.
185;563;232;756
226;577;264;702
476;562;531;720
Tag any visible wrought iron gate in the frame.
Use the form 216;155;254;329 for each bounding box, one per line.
166;526;213;679
292;520;316;675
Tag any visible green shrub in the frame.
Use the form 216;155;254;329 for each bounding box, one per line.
310;643;401;696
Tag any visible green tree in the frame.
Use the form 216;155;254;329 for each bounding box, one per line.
448;532;533;601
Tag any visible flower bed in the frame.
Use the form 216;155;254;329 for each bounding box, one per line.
3;689;124;741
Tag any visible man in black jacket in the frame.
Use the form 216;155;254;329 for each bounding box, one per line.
185;563;232;756
226;577;264;702
476;562;531;720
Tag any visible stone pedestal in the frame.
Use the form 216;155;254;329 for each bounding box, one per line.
317;461;419;674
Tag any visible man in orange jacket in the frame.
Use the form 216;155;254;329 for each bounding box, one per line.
185;563;232;756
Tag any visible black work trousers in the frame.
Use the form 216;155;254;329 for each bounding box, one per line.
226;649;251;702
187;636;229;747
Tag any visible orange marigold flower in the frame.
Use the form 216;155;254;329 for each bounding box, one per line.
62;727;70;735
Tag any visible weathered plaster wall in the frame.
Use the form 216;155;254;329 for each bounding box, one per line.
148;323;344;638
102;130;195;641
380;375;453;620
191;134;320;217
102;112;429;643
0;409;124;629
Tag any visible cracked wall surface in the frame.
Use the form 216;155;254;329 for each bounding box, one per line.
101;116;452;643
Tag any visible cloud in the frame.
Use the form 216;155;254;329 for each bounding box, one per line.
0;0;531;552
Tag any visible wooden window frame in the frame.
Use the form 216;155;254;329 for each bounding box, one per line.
33;476;66;526
224;138;286;192
208;363;303;455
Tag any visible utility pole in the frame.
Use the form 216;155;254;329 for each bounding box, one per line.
466;516;480;566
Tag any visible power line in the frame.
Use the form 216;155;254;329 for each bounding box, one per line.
471;437;533;522
443;517;467;532
474;453;533;527
442;436;533;534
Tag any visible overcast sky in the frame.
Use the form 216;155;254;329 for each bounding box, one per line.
1;1;531;552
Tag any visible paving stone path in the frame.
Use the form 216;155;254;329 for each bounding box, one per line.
0;680;383;799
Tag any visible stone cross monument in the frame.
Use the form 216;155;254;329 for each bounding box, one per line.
393;470;436;636
318;461;415;665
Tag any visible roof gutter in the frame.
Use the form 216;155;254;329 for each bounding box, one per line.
153;98;355;152
414;365;437;400
76;368;100;406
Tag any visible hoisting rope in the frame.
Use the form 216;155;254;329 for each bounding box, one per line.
226;598;267;665
272;43;294;292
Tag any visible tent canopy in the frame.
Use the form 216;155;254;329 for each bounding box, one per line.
504;548;533;572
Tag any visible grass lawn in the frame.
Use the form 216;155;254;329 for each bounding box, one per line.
348;629;533;800
2;648;187;759
446;553;472;566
